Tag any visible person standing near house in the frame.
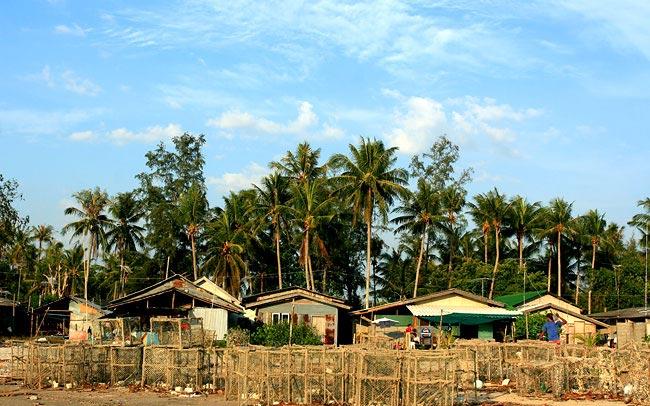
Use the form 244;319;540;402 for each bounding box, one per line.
540;312;567;344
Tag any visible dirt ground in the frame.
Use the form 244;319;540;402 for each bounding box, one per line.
0;385;630;406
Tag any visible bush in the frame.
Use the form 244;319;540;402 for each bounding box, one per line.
225;327;250;347
514;313;547;339
251;322;322;347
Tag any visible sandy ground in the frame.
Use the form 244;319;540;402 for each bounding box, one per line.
0;385;630;406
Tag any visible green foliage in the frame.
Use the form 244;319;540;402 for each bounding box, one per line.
225;327;250;347
514;313;547;339
251;322;322;347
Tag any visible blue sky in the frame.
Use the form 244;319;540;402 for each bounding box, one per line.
1;0;649;238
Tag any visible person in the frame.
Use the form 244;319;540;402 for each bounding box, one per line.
405;324;416;349
540;312;567;344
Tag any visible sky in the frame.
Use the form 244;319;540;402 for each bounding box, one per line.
1;0;649;240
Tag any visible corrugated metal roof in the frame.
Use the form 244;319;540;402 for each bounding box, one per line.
407;304;521;318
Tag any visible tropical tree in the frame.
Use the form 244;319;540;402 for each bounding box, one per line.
331;138;408;309
439;185;467;288
578;209;606;304
31;224;54;259
285;179;334;291
468;194;491;265
392;179;441;297
271;142;325;186
478;189;510;299
545;198;574;297
62;187;111;300
252;172;290;289
204;194;249;297
178;183;208;280
508;197;543;270
106;192;146;296
629;198;650;307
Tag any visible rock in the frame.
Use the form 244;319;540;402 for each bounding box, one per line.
623;383;634;396
183;386;193;394
175;386;183;393
65;383;73;389
52;381;59;389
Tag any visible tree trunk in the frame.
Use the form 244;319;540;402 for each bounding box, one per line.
447;221;454;289
575;252;580;304
547;243;552;292
119;254;125;297
365;215;372;309
304;230;311;291
557;230;562;296
591;243;597;270
483;229;489;264
275;228;282;289
489;226;500;299
16;269;22;303
518;233;524;270
308;255;315;292
413;223;428;298
191;233;198;280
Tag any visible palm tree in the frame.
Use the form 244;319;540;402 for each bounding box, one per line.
9;227;34;302
481;189;510;299
545;198;574;297
629;198;650;308
31;224;54;259
439;185;466;288
106;192;146;296
468;194;491;265
62;187;111;300
178;184;208;280
579;209;606;305
252;172;290;289
375;248;413;302
285;179;334;291
331;138;408;309
204;204;247;298
271;142;325;186
62;244;84;296
508;197;542;270
392;179;441;297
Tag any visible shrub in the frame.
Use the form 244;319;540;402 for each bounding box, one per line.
251;322;322;347
225;327;250;347
514;313;547;339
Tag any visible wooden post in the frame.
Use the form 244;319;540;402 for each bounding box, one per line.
140;347;146;387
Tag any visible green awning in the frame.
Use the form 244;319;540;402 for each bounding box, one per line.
421;312;518;326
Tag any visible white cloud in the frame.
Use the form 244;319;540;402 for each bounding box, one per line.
24;65;55;87
384;95;541;154
108;123;183;145
207;162;269;195
207;101;319;136
69;130;96;142
54;24;88;37
385;97;447;154
61;70;102;96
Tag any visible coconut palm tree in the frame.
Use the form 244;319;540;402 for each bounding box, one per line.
545;198;574;297
178;183;208;280
9;227;34;302
252;172;290;289
480;189;510;299
62;187;111;300
629;198;650;308
31;224;54;259
578;209;606;305
106;192;146;296
438;185;467;288
285;179;334;291
508;196;543;270
392;179;441;297
330;138;408;309
204;202;247;298
61;244;84;296
271;142;325;186
468;194;491;265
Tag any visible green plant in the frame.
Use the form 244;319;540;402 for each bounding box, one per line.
225;327;250;347
514;313;547;339
575;333;601;347
251;322;322;347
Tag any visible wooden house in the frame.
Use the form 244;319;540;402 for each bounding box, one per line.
106;274;243;340
351;289;521;342
32;296;105;340
590;307;650;346
242;287;352;345
496;291;609;343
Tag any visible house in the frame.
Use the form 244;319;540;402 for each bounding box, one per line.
590;307;650;346
106;274;243;340
495;291;609;343
0;295;27;336
32;296;105;340
242;287;352;345
351;289;521;342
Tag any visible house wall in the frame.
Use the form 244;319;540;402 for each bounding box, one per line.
420;295;492;308
255;299;339;345
190;307;229;340
69;301;103;341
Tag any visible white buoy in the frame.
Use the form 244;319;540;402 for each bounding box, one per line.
502;378;510;386
184;386;194;394
474;379;484;389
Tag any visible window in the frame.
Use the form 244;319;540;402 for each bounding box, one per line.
272;313;291;324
